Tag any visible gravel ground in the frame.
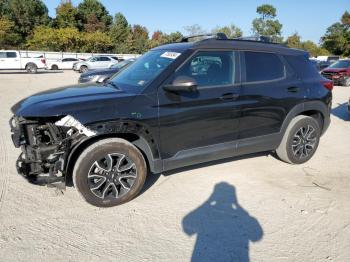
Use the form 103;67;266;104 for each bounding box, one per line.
0;70;349;262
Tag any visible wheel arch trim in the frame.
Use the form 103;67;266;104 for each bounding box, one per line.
280;101;330;140
65;120;161;180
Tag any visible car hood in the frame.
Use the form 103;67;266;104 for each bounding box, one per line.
11;83;134;123
322;68;348;73
81;68;118;77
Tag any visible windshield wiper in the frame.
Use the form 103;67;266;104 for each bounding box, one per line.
104;80;120;90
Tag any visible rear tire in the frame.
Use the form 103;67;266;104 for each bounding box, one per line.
73;138;147;207
276;115;320;164
26;63;37;74
342;77;350;87
79;65;88;73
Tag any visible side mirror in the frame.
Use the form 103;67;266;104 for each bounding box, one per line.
163;76;197;92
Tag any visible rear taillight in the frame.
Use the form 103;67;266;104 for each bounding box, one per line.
41;59;46;64
321;80;333;91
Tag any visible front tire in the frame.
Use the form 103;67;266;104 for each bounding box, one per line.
73;138;147;207
79;65;88;73
342;77;350;87
51;64;59;70
276;115;321;164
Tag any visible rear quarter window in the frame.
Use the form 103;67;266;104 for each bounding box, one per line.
284;55;320;79
244;51;285;82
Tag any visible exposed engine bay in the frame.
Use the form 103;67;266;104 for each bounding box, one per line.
9;115;94;186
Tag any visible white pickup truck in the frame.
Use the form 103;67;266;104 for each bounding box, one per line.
0;50;47;73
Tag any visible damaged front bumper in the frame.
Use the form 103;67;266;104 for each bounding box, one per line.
9;115;94;186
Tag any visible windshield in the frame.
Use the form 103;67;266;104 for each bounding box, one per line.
110;59;133;69
109;50;181;91
329;60;350;69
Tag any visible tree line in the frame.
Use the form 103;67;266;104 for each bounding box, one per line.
0;1;349;57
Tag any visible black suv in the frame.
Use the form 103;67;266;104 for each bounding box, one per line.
10;34;332;207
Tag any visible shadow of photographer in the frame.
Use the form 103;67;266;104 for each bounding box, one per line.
182;182;263;262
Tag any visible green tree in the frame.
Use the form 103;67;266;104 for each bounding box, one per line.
167;31;183;42
321;11;350;56
77;0;112;32
301;41;329;57
127;24;149;54
1;0;50;42
286;33;329;57
27;26;80;51
80;31;113;52
148;30;183;49
0;17;21;48
212;24;243;38
54;0;78;29
286;33;302;49
252;4;282;42
149;30;169;48
341;11;350;27
110;12;131;53
28;26;113;53
0;0;9;16
256;4;276;19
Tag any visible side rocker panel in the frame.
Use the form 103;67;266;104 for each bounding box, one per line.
161;101;330;172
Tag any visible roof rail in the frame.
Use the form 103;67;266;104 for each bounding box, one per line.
181;33;228;42
232;35;281;44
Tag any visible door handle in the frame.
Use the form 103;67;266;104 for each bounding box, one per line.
287;87;300;93
220;93;239;100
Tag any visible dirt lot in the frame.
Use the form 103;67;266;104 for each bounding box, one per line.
0;70;349;262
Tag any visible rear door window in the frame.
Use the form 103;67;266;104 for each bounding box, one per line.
244;51;285;83
0;52;7;58
100;57;111;61
6;52;17;58
62;58;74;62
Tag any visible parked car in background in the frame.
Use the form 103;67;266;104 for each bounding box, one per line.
73;56;119;73
310;59;332;72
317;56;340;63
317;61;332;71
10;33;332;207
78;58;136;84
110;56;121;61
47;58;81;70
0;50;46;73
321;59;350;86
